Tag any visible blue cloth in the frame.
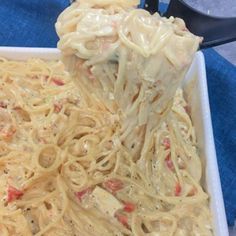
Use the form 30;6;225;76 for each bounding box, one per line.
203;49;236;227
0;0;69;47
0;0;235;226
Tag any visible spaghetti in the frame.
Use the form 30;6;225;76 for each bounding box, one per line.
0;58;212;235
0;0;213;235
56;0;202;158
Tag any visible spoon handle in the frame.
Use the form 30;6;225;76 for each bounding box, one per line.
199;17;236;49
164;0;236;49
143;0;159;14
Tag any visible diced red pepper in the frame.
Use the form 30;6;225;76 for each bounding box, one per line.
103;179;124;193
116;213;129;228
163;138;170;149
175;182;182;196
7;186;23;203
75;187;92;202
165;154;174;171
52;78;65;86
123;202;135;213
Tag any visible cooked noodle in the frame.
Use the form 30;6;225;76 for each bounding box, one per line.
0;58;212;235
0;0;213;235
56;0;201;159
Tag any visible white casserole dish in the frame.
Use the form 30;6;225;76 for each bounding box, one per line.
0;47;229;236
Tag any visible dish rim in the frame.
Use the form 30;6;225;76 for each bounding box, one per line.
0;46;229;236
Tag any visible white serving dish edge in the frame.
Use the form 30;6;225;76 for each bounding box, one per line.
0;47;229;236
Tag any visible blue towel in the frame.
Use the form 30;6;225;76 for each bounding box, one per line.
0;0;235;226
203;48;236;227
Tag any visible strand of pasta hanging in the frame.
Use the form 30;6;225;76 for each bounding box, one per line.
56;0;201;160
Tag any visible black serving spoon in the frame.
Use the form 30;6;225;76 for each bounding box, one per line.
144;0;236;49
